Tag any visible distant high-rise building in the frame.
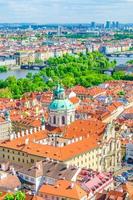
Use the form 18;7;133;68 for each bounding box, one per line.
116;21;119;29
97;23;104;29
57;26;62;36
91;22;96;29
105;21;111;29
112;21;116;28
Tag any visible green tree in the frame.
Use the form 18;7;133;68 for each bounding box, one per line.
4;194;14;200
4;191;25;200
113;71;126;80
117;90;125;96
34;59;43;64
62;75;76;87
14;191;25;200
0;52;126;99
0;65;8;72
26;72;33;79
0;88;12;98
127;60;133;64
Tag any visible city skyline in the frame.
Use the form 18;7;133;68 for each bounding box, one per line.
0;0;133;24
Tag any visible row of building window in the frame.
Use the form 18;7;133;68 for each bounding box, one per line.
39;193;65;200
2;148;25;156
2;154;34;164
19;173;35;182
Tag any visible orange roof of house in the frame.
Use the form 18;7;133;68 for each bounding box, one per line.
87;87;106;97
123;182;133;199
81;98;93;104
68;85;88;95
26;195;44;200
69;96;80;104
0;175;21;191
76;105;93;113
0;117;5;123
106;102;123;113
63;119;106;139
0;119;105;161
39;180;87;199
0;131;101;161
108;190;127;199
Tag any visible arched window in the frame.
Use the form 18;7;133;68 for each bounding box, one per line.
53;116;56;124
62;116;65;125
70;115;73;123
50;117;51;123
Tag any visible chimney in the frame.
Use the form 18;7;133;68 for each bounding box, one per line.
30;128;33;134
34;127;37;133
79;136;82;141
10;134;14;141
67;140;71;144
70;183;74;189
55;184;59;188
25;138;29;145
17;132;20;138
42;125;45;130
60;143;64;147
21;130;25;137
26;129;29;135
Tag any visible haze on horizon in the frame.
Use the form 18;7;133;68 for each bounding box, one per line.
0;0;133;24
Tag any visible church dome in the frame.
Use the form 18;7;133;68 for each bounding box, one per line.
49;99;74;111
48;84;75;127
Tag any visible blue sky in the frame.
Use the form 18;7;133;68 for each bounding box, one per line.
0;0;133;23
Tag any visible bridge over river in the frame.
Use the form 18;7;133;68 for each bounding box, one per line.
21;64;47;70
106;51;133;57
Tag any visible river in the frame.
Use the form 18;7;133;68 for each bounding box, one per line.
0;56;132;80
109;56;133;65
0;69;38;80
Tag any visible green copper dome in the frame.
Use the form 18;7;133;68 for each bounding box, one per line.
49;84;74;111
49;99;74;111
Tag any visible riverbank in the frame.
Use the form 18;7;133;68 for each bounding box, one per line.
0;56;132;80
9;65;20;70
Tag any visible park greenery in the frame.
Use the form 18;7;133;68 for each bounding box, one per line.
0;51;132;99
0;65;8;72
114;33;133;40
4;191;25;200
126;60;133;64
34;58;44;64
9;36;28;41
62;33;99;39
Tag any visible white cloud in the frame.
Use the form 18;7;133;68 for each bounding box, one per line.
0;0;132;23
